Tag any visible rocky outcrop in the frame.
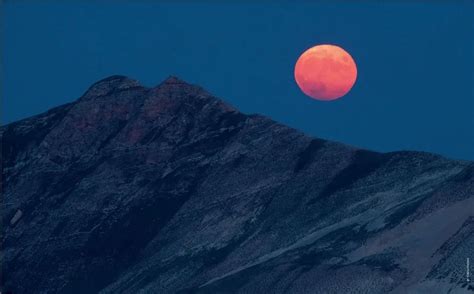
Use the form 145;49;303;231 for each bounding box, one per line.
2;76;473;293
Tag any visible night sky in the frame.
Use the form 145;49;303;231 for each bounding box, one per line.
3;2;473;160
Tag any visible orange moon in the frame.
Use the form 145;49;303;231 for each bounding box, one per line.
294;44;357;101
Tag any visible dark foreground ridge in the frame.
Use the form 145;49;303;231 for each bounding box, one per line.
2;76;473;293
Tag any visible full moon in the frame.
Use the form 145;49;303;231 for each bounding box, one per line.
294;44;357;101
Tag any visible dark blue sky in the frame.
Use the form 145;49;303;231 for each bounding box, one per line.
3;2;473;160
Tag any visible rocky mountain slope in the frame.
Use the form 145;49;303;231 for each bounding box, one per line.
2;76;473;293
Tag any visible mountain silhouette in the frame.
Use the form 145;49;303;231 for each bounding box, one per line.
2;76;473;293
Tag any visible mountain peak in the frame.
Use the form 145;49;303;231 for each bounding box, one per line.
149;75;212;104
2;75;473;294
81;75;143;100
153;75;202;93
161;75;186;85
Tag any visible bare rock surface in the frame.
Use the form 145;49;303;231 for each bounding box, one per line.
2;76;473;293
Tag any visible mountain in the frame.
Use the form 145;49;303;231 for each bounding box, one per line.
2;76;473;294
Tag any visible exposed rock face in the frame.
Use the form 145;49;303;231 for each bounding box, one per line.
2;76;473;293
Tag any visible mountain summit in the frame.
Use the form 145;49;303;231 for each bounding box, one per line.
2;76;473;293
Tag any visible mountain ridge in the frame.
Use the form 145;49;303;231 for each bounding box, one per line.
4;75;467;164
2;76;473;293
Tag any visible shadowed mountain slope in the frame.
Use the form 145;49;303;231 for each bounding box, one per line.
2;76;473;293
